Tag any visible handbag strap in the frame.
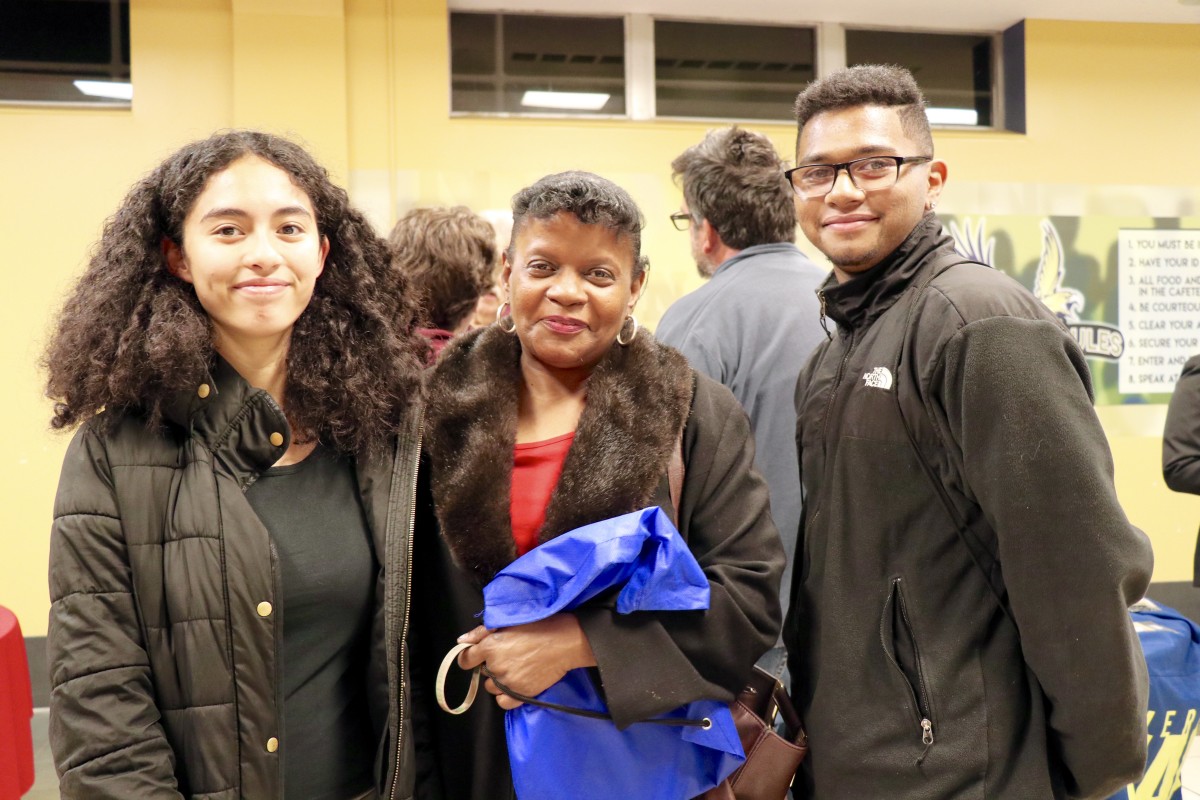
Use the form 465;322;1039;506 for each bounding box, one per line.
666;373;696;525
741;664;806;743
434;642;713;728
667;431;684;524
771;681;805;741
890;253;1018;630
435;642;482;714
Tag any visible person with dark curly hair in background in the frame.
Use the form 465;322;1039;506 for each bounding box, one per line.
388;206;497;362
44;130;425;800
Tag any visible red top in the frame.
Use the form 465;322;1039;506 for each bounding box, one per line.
510;432;575;556
417;328;455;365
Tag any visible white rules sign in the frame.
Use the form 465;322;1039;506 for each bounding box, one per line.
1118;229;1200;394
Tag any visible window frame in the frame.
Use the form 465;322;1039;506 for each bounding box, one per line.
0;0;131;110
448;11;1018;132
644;14;819;125
841;22;1005;133
447;9;631;120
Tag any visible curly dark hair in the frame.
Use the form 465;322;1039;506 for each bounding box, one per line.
389;206;496;331
671;126;795;250
508;171;649;277
43;129;423;457
793;64;934;154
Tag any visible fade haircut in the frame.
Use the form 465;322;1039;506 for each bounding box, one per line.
389;206;497;331
509;171;649;278
793;64;934;154
671;126;795;249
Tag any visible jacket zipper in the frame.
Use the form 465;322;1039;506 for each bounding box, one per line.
817;290;833;340
882;578;935;751
817;328;857;482
389;423;423;800
820;330;856;448
802;327;857;540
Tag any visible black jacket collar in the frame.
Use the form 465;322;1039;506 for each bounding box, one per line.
161;355;291;487
820;213;958;332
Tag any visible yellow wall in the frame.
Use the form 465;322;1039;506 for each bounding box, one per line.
3;2;1198;637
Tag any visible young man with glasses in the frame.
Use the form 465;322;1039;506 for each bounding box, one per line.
656;129;826;678
783;65;1151;799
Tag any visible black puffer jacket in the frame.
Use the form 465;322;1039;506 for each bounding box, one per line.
786;215;1152;799
1162;353;1200;584
48;357;423;799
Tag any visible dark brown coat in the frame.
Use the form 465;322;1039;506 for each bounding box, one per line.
411;325;784;798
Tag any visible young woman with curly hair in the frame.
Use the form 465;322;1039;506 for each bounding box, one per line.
44;130;425;800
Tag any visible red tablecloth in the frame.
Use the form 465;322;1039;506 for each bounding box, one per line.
0;606;33;799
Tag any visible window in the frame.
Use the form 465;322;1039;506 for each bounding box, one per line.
0;0;131;106
448;12;1018;131
654;21;814;121
846;29;994;127
450;12;625;116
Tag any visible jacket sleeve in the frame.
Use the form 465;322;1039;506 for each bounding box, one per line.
1163;354;1200;494
934;316;1152;800
48;425;183;799
576;375;784;728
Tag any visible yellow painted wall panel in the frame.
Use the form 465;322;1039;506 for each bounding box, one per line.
0;0;235;637
5;2;1200;637
231;0;349;180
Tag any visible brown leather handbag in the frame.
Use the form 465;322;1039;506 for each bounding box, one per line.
698;665;808;800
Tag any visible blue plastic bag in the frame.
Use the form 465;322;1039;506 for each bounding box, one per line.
1108;600;1200;800
481;507;746;800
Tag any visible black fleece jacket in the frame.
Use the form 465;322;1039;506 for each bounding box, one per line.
785;214;1152;800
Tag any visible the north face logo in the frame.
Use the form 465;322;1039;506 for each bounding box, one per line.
863;367;893;390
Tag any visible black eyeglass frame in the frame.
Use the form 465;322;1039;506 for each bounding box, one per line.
669;211;694;231
784;155;933;198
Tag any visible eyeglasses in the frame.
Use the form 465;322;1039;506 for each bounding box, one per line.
669;212;693;231
784;155;932;199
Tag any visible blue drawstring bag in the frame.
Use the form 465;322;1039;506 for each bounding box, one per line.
1108;600;1200;800
481;506;745;800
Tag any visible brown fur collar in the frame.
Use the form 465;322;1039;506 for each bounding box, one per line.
425;325;694;587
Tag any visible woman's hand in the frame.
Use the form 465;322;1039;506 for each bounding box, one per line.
456;614;597;710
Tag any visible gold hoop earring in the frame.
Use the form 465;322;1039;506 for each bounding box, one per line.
496;301;516;334
616;315;638;346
